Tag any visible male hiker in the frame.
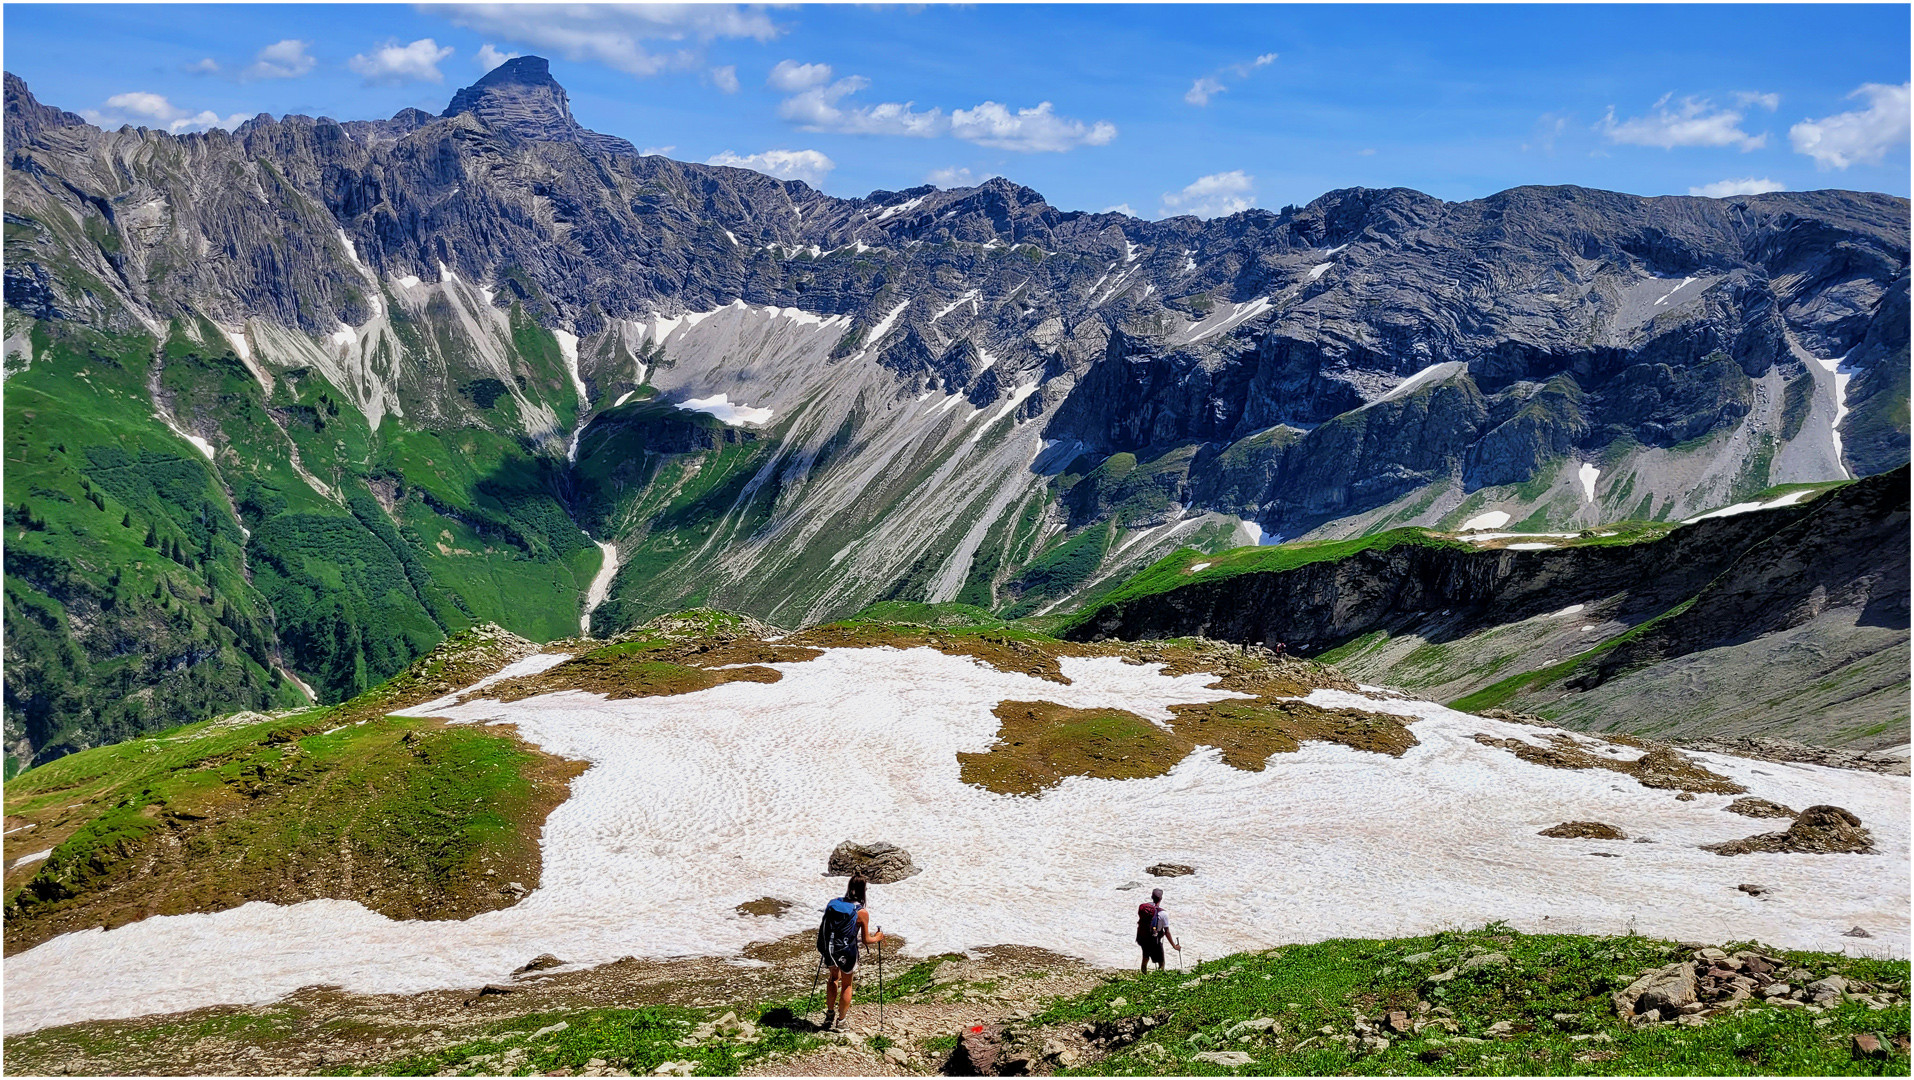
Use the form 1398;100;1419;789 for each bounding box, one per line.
1136;887;1180;972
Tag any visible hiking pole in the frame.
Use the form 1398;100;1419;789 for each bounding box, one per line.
809;955;825;1024
876;927;886;1040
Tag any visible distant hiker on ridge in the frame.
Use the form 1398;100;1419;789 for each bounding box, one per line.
817;874;884;1030
1136;887;1180;972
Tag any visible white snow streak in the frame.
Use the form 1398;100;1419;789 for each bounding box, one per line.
10;849;51;870
933;291;981;322
966;383;1038;443
1653;277;1696;306
677;393;774;427
1182;297;1273;344
1307;262;1333;281
1682;488;1817;523
1809;350;1855;474
582;542;619;636
1458;511;1511;532
1365;361;1466;408
1577;463;1600;503
7;653;1902;1035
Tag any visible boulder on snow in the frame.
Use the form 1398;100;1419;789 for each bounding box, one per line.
1540;821;1627;839
826;840;921;883
514;953;565;975
1704;804;1875;856
1725;797;1796;819
1146;863;1195;877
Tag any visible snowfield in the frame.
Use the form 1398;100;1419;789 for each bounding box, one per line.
4;647;1906;1034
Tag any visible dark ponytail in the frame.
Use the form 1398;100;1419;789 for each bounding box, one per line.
844;875;869;905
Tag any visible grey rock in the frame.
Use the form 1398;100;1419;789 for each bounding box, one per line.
826;840;921;883
1146;863;1195;877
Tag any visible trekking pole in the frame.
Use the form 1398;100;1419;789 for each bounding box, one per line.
808;955;825;1023
876;927;886;1040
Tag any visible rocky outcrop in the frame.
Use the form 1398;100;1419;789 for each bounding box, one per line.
1682;736;1911;776
1724;798;1795;819
1539;821;1626;839
826;841;920;883
1703;804;1877;855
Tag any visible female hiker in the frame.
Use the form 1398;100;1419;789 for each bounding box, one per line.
817;875;884;1030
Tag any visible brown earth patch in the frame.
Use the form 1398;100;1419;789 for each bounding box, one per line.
737;897;793;917
958;703;1190;795
786;624;1107;683
4;719;583;957
1471;733;1746;794
960;691;1415;796
1167;697;1418;768
474;657;787;704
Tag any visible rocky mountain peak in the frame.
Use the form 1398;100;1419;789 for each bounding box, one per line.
440;55;635;155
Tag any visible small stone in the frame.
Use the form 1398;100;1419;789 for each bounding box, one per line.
1676;792;1697;801
1843;926;1873;938
1852;1033;1886;1060
883;1046;909;1064
1696;948;1728;961
1146;863;1195;877
1401;952;1435;965
1540;821;1626;839
1485;1020;1514;1036
1110;997;1127;1008
1384;1010;1413;1034
1460;951;1510;971
1737;883;1768;897
1190;1050;1254;1066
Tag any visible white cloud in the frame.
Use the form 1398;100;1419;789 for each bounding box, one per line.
1597;94;1766;151
476;43;521;72
1185;77;1225;107
771;69;1113;152
81;92;249;134
1689;177;1787;198
189;57;221;75
706;148;835;186
1185;53;1277;107
348;39;455;86
768;59;833;92
244;39;315;80
1790;82;1911;169
438;4;780;78
1160;170;1255;219
710;65;739;93
1229;52;1278;77
950;100;1115;152
1102;203;1137;217
1356;147;1377;156
779;76;944;137
1734;90;1781;112
927;166;999;188
639;145;676;157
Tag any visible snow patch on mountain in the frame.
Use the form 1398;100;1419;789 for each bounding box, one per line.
677;393;774;426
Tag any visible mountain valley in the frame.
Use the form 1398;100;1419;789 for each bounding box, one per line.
4;56;1908;770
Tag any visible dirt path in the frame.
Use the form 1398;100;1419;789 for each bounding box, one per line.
3;934;1112;1077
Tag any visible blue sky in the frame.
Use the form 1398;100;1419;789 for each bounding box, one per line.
5;4;1908;216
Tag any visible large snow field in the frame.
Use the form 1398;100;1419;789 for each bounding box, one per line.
5;647;1906;1034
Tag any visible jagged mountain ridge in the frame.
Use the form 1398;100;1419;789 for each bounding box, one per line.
3;59;1907;764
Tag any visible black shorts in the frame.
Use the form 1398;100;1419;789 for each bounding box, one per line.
825;945;859;973
1138;936;1165;964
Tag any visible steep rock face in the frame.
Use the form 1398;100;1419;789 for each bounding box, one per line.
2;60;1906;762
1066;469;1909;746
440;56;637;156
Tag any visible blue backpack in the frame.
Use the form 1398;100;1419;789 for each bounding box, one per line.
817;898;861;960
